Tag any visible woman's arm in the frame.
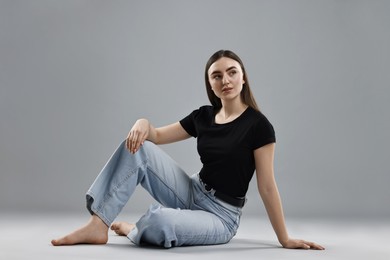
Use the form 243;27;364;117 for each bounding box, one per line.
254;143;324;250
126;118;191;154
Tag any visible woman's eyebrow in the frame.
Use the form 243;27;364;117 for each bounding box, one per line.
210;66;238;75
226;66;237;72
210;70;221;76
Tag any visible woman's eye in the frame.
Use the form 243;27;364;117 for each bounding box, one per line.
213;75;221;80
229;70;237;76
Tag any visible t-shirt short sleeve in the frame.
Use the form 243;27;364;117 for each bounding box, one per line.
179;108;200;137
251;113;276;150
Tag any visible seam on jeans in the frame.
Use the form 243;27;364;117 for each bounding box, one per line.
197;192;241;234
146;165;189;208
159;230;232;247
94;159;148;224
86;191;112;226
108;159;147;201
176;231;233;244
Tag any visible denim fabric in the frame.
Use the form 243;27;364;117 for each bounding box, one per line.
86;140;242;248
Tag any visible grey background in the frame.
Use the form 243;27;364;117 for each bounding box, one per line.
1;0;389;219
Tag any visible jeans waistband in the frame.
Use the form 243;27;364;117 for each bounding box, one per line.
199;176;245;208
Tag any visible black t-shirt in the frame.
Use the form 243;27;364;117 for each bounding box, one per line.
180;105;276;198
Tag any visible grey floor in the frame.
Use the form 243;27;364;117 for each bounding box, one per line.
1;212;389;260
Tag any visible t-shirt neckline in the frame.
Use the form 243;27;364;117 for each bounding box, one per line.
212;106;251;126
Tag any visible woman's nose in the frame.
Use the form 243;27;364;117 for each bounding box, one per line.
222;74;229;85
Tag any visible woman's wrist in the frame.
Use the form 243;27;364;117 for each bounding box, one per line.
278;235;290;247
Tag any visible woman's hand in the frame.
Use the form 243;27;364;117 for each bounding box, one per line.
126;119;150;154
281;238;325;250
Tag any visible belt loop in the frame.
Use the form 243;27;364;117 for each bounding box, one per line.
199;175;215;195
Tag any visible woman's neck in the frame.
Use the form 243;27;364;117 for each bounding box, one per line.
216;99;248;123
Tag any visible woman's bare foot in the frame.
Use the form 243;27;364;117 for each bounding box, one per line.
111;222;135;236
51;215;109;246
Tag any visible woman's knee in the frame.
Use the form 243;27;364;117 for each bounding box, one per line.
145;207;177;227
135;206;179;247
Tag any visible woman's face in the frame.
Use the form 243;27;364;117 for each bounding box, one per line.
207;57;245;103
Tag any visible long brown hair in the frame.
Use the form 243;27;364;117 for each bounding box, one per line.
204;50;260;111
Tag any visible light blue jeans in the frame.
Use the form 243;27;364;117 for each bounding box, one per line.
86;140;243;248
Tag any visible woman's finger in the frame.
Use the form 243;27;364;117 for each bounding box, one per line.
298;240;324;250
127;131;138;153
131;132;139;153
305;241;325;250
126;137;137;153
135;133;148;153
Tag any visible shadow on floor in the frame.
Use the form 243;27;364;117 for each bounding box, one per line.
104;236;279;254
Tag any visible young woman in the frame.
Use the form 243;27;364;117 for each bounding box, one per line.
51;50;324;250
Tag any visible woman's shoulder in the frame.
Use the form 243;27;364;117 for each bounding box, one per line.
247;107;272;122
245;107;275;132
197;105;214;112
189;105;214;116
